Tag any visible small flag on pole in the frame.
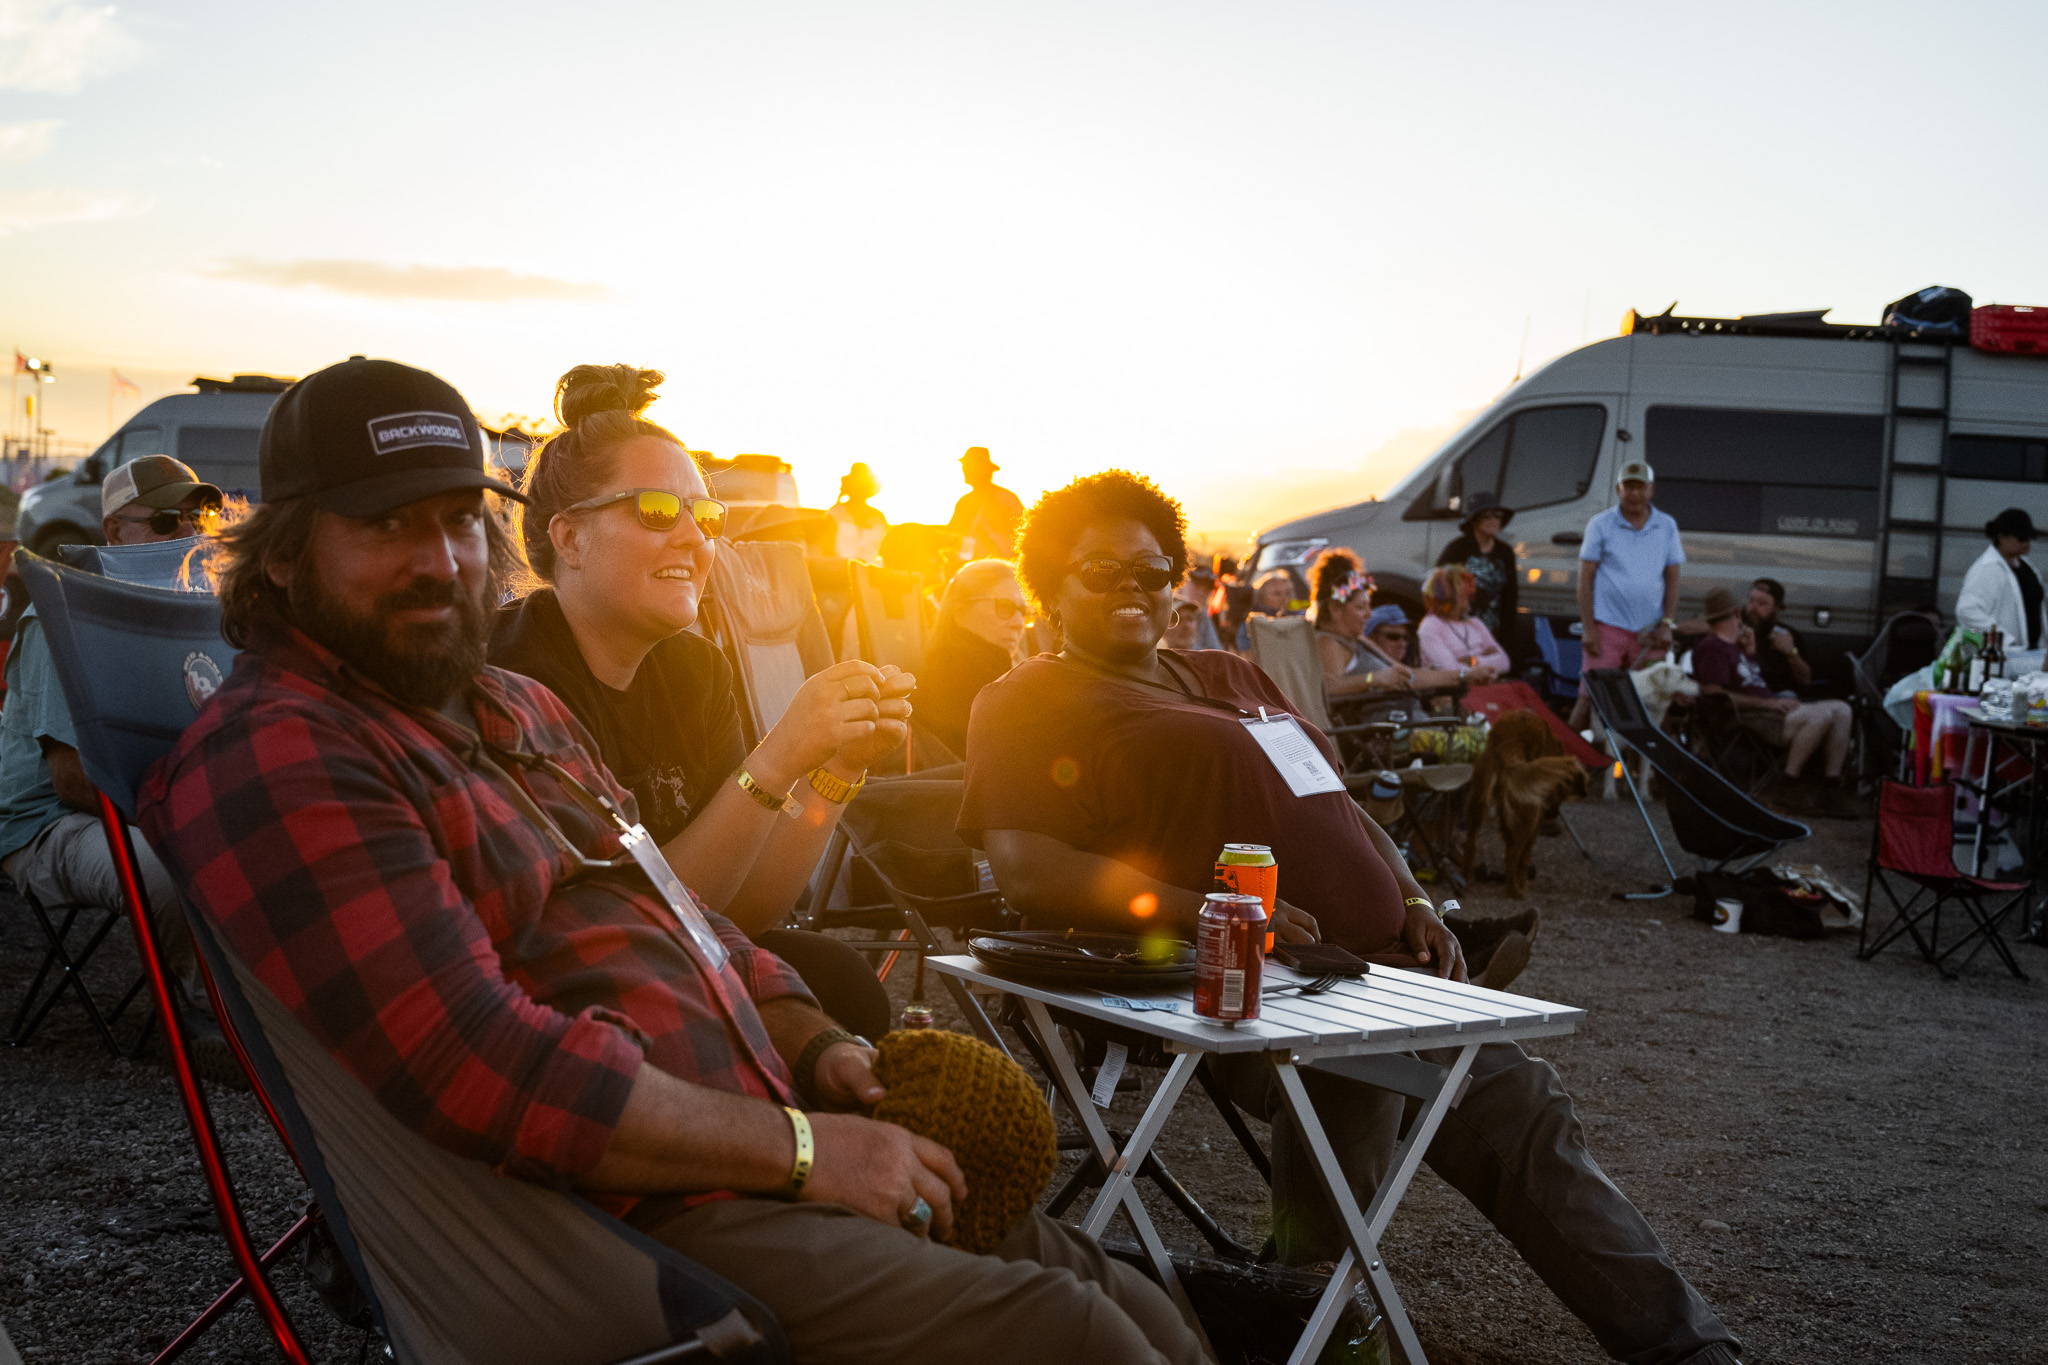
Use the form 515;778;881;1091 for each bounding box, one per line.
112;370;139;399
12;350;27;375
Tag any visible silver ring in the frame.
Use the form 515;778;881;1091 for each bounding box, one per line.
902;1196;933;1232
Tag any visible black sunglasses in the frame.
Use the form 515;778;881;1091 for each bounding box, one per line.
118;504;221;536
1069;555;1176;594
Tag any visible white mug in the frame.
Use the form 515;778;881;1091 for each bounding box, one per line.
1712;898;1744;934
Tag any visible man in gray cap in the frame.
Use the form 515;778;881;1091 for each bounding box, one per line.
0;454;223;1010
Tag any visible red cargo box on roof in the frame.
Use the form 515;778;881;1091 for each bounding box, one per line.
1971;304;2048;356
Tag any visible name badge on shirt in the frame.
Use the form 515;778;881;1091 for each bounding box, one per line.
618;822;731;971
1241;711;1346;797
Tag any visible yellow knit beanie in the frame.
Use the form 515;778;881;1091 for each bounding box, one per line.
871;1029;1057;1255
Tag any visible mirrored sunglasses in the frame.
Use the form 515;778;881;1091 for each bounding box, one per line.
563;489;727;539
1070;554;1176;594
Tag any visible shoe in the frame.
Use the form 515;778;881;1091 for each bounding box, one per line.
1765;773;1816;815
1477;931;1532;991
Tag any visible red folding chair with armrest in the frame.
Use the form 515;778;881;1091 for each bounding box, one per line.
1860;780;2029;981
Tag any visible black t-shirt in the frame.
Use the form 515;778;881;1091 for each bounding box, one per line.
490;588;744;845
916;618;1015;759
2017;559;2045;651
1436;534;1518;633
1744;613;1806;694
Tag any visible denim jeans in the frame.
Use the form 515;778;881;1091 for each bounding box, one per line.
1219;1041;1741;1364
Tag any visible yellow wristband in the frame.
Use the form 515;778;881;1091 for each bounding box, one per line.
782;1105;814;1195
736;769;798;818
806;766;866;805
1403;896;1435;910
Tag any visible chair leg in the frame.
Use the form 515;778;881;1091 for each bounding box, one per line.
100;800;311;1365
1611;757;1678;900
1940;894;2031;982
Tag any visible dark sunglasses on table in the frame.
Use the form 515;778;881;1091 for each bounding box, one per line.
561;489;727;539
117;504;222;536
1069;555;1177;594
966;596;1027;621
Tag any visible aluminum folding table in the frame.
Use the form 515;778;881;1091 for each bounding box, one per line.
929;953;1585;1365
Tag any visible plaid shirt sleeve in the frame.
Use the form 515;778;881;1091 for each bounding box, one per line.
144;697;646;1186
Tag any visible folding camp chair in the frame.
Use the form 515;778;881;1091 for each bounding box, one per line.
1859;780;2029;981
6;538;214;1054
699;539;836;751
1526;616;1582;706
1583;668;1811;901
17;551;785;1365
1247;615;1476;884
1686;691;1781;798
847;558;928;674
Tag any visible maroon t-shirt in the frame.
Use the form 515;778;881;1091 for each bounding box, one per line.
958;649;1405;953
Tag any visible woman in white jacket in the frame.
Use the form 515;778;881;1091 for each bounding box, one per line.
1955;507;2045;650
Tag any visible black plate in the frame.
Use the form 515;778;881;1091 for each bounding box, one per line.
967;929;1196;989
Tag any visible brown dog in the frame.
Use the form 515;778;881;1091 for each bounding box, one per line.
1463;712;1591;898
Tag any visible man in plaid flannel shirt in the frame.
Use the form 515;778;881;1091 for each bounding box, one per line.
139;357;1205;1365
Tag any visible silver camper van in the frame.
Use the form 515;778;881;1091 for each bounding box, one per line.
15;374;288;559
1249;303;2048;665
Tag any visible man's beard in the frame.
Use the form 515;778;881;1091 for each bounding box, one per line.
291;568;493;709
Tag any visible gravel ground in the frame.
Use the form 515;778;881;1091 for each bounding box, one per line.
3;794;2043;1364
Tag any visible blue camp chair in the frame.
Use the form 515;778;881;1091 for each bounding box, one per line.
5;538;213;1052
16;549;785;1365
1527;616;1582;705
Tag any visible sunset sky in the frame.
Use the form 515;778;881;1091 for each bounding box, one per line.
4;0;2045;540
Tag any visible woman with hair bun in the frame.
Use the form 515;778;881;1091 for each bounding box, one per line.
490;364;911;1033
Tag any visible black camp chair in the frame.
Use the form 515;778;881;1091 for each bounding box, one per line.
17;550;785;1365
1583;668;1811;900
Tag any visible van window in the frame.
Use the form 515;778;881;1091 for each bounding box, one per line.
1646;406;1882;538
108;426;163;471
1405;403;1604;520
176;425;263;497
1948;434;2048;482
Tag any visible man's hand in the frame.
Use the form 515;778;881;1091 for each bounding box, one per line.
810;1040;886;1111
1770;695;1800;714
1769;627;1798;658
1270;901;1320;945
1400;901;1467;982
803;1112;967;1242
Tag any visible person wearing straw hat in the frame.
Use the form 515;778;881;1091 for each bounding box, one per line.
947;446;1024;559
1436;491;1521;647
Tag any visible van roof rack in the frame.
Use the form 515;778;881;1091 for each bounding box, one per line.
1622;305;1903;342
190;373;295;394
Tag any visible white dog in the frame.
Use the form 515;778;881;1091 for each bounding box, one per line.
1630;660;1698;729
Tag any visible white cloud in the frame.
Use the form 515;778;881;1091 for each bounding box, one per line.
0;185;134;235
0;118;60;161
0;0;143;94
207;258;609;303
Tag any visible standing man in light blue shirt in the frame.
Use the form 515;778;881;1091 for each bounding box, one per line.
1572;460;1683;728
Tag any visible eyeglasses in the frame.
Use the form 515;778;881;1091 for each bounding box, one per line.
966;597;1027;621
560;489;727;539
117;504;221;536
1376;628;1411;641
1068;554;1176;594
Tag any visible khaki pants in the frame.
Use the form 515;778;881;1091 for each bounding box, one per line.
627;1199;1211;1365
2;810;205;1005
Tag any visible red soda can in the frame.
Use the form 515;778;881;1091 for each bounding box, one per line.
1194;892;1268;1022
1215;844;1278;953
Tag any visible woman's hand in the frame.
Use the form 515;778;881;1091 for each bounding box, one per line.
1369;662;1414;690
832;665;916;772
1399;900;1467;981
810;1039;887;1111
1270;901;1320;944
1466;663;1500;685
753;659;898;787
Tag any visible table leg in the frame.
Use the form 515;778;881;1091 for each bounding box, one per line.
1015;999;1215;1354
1272;1043;1480;1365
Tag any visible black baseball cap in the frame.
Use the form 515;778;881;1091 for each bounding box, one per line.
259;356;523;516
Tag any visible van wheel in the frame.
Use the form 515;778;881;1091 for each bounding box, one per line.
28;523;96;561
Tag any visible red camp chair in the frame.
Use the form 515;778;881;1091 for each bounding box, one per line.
1860;780;2029;981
